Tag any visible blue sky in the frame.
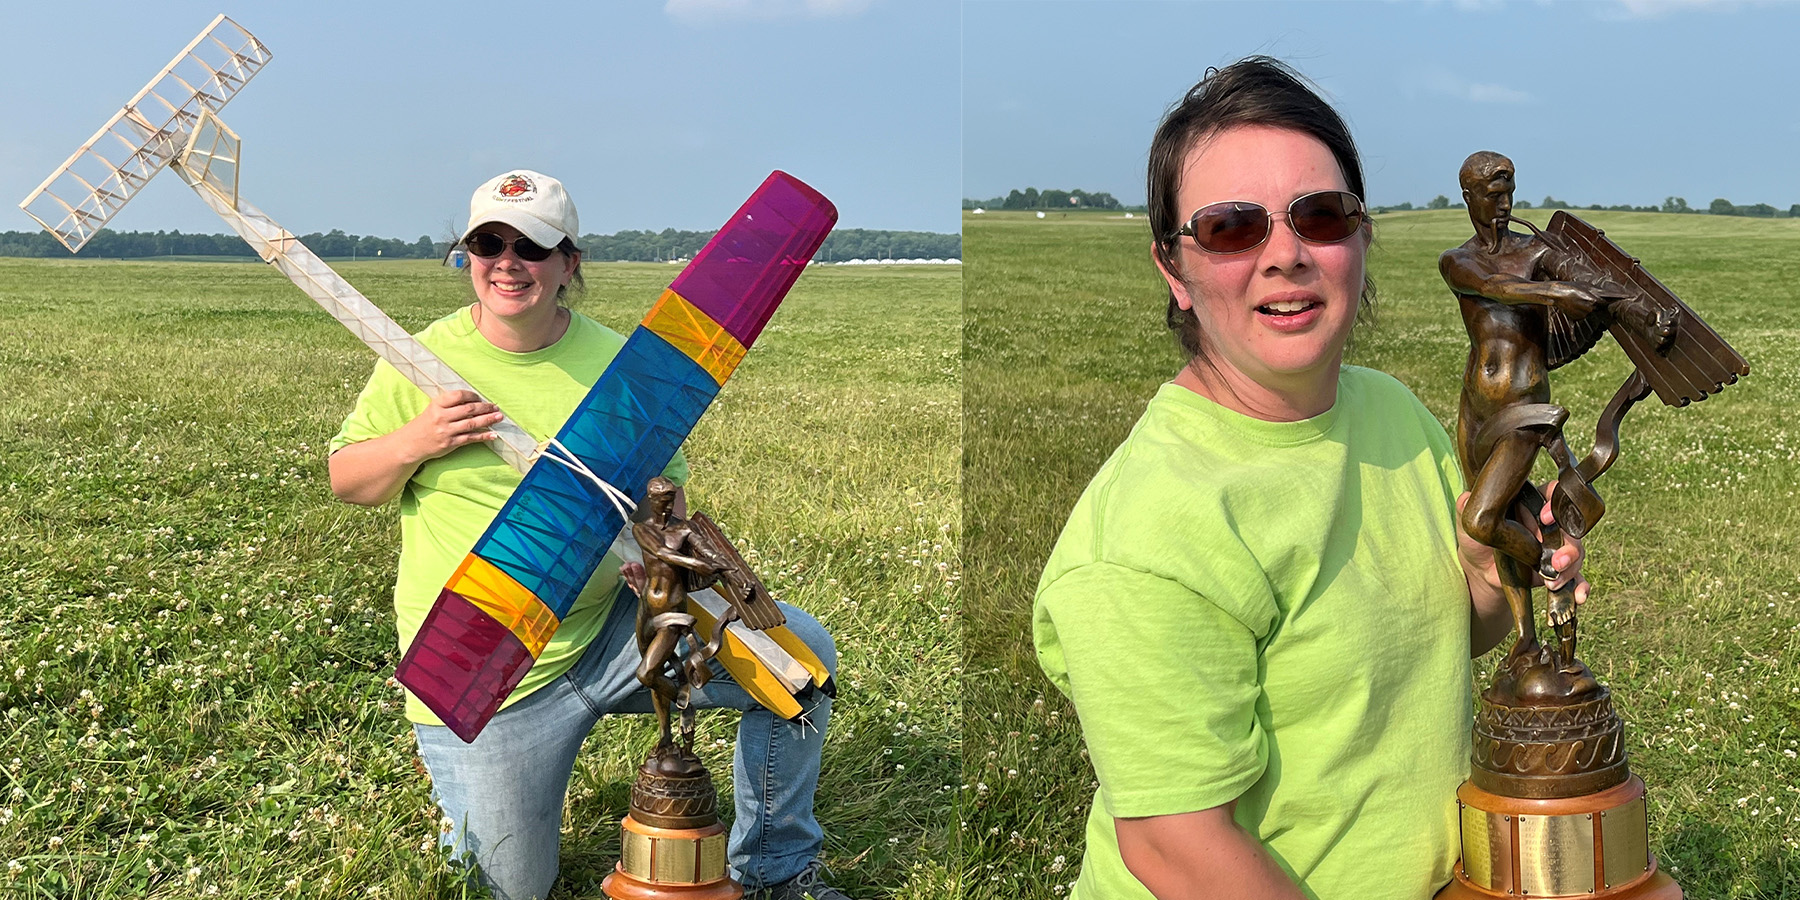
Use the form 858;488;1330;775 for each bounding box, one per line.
964;1;1800;210
3;0;958;240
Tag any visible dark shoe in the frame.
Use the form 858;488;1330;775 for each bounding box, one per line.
748;860;855;900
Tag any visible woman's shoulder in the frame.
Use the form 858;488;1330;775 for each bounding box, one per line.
1086;391;1234;512
564;310;629;351
411;306;479;349
1340;366;1450;433
1043;393;1250;584
1339;364;1422;406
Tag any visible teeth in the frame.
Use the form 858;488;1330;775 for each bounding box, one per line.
495;282;530;290
1261;299;1314;313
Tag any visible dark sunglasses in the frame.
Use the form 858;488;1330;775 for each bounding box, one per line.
1173;190;1366;255
465;231;558;262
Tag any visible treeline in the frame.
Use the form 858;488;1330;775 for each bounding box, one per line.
1377;195;1800;218
963;188;1127;210
583;228;960;262
0;226;960;261
0;228;435;259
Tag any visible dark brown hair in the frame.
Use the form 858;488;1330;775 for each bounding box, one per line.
1148;56;1375;358
553;237;585;305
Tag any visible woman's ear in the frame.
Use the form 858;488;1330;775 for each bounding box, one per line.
1151;242;1194;311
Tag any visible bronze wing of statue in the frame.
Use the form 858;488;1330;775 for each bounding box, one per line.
1539;211;1749;404
683;512;787;631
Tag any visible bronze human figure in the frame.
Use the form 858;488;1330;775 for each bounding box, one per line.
1440;151;1687;697
626;476;722;772
623;476;789;771
613;478;792;897
1437;152;1747;897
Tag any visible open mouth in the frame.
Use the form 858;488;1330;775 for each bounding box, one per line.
1257;299;1322;317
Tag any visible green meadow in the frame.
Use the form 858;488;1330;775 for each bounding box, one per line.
0;259;960;898
964;208;1800;898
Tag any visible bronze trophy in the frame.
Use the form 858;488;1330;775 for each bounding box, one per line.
1435;153;1747;899
604;476;788;900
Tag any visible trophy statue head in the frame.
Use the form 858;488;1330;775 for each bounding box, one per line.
1460;151;1516;253
641;476;679;523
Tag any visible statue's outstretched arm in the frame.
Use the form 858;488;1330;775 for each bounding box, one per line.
1440;249;1605;317
632;523;721;574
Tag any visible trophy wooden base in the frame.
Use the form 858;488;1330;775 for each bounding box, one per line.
1436;775;1680;899
601;815;741;900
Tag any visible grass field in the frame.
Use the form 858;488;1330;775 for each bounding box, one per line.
0;258;960;898
963;208;1800;898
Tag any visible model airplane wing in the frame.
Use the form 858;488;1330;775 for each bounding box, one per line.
396;172;837;742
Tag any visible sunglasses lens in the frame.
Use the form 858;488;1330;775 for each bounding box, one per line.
512;238;555;262
465;233;557;261
1191;202;1270;254
466;233;504;258
1290;191;1363;243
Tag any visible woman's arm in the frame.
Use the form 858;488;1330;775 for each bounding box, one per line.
1116;803;1306;900
329;389;504;506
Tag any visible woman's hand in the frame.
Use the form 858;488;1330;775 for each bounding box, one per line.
1457;481;1589;657
398;390;504;462
328;391;504;507
1535;482;1589;599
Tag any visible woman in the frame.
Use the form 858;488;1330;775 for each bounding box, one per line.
328;170;849;900
1030;60;1584;899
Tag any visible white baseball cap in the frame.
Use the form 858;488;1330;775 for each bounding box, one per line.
460;170;579;250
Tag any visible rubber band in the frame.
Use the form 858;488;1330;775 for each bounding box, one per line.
531;437;637;523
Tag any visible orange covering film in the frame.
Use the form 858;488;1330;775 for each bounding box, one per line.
449;554;561;656
641;289;747;386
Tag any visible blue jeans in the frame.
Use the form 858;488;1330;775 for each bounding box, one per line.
413;596;837;900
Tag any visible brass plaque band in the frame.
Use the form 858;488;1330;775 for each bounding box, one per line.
619;828;730;885
1599;796;1649;889
1451;777;1662;898
1518;812;1595;895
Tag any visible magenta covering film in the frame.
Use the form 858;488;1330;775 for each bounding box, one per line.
669;171;837;345
395;589;534;743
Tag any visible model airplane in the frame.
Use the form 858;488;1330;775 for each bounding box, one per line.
21;14;836;743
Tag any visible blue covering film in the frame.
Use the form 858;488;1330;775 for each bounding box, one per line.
473;329;720;619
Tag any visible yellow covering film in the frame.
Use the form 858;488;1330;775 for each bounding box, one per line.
641;289;746;386
450;554;560;656
691;601;803;720
766;625;833;690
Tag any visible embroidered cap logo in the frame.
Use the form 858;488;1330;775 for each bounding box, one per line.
495;174;535;201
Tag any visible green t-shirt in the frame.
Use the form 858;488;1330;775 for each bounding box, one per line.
330;307;688;726
1033;366;1470;900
